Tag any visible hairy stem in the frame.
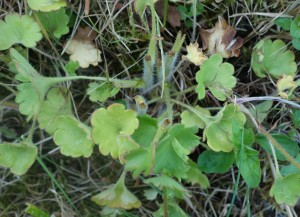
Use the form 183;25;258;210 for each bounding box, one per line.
47;76;144;88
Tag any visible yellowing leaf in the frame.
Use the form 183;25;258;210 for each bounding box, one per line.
200;17;243;58
277;75;297;99
65;39;102;68
0;142;37;175
0;14;42;50
270;174;300;206
204;104;246;152
27;0;66;12
91;104;139;158
182;43;207;66
91;172;141;209
53;116;94;158
180;106;210;129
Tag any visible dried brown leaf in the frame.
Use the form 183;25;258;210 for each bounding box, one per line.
200;17;243;58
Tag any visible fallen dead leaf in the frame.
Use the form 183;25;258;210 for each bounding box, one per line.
200;17;243;58
182;43;208;66
65;27;101;68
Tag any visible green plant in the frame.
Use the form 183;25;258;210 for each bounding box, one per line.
1;1;300;216
275;15;300;50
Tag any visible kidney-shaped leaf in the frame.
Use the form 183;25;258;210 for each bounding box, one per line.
0;142;37;175
38;87;72;135
0;14;42;50
36;8;69;38
251;39;297;79
270;174;300;206
91;104;139;158
53;116;94;158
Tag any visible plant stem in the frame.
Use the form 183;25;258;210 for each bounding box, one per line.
163;187;169;217
246;186;251;217
164;83;173;120
226;125;244;217
47;76;144;88
148;125;168;175
27;118;36;143
156;13;166;96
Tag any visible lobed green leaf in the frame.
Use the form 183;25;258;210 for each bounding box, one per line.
251;39;297;79
0;14;42;50
36;8;69;38
53;116;94;158
0;142;37;175
196;54;236;101
91;104;139;158
37;87;73;135
270;174;300;206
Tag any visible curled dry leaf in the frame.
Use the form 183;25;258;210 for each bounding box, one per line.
200;17;243;58
182;42;208;66
65;27;101;68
